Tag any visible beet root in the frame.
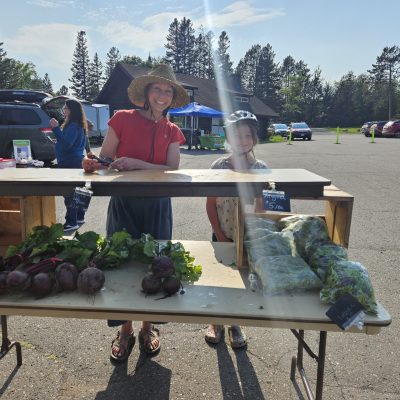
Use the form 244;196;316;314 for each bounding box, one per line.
141;274;162;294
55;262;78;291
77;267;105;295
162;276;181;295
30;272;54;298
6;270;31;292
151;256;175;278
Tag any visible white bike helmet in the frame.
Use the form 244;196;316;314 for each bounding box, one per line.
225;110;258;127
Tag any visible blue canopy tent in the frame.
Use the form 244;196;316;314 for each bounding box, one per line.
169;103;225;149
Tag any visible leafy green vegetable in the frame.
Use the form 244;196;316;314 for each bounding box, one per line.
131;233;202;283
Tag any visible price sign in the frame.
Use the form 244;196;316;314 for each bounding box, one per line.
326;293;365;331
262;189;291;212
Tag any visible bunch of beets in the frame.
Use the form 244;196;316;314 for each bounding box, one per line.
141;255;181;296
0;257;105;298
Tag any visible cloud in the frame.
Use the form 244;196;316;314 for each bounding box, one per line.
27;0;74;8
4;23;86;71
196;1;285;29
100;12;183;51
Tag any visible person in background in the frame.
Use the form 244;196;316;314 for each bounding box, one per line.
205;110;268;349
82;64;189;362
50;99;88;233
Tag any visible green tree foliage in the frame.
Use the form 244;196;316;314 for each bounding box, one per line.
236;44;261;93
215;31;233;77
165;17;196;74
87;52;104;101
105;46;121;79
56;85;69;95
253;44;281;111
69;31;90;100
369;45;400;119
42;73;53;94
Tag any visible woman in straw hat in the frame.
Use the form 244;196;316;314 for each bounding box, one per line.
83;64;189;361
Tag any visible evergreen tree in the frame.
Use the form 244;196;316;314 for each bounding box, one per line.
369;45;400;119
280;55;296;105
42;73;53;94
253;44;281;110
303;67;323;124
56;85;69;95
122;55;144;65
165;17;196;74
216;31;233;77
105;46;121;79
69;31;90;100
235;44;261;93
193;28;209;78
87;52;104;101
204;30;215;79
165;18;181;72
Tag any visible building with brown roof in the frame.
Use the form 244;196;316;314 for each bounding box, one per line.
96;63;278;138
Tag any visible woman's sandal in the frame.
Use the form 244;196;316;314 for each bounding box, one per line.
110;331;135;362
228;325;247;349
205;325;225;344
139;326;161;355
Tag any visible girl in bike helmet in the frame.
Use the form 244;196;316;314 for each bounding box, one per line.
205;110;268;348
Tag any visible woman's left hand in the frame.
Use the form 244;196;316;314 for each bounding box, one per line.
49;118;59;129
110;157;142;171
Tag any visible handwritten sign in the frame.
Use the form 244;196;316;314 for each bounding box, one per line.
262;189;291;212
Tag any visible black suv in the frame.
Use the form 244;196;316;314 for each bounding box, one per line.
0;90;67;163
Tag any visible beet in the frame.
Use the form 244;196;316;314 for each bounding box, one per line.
77;267;105;295
151;256;174;278
162;276;181;295
6;270;31;292
30;272;53;297
55;262;78;291
0;272;8;294
141;274;162;294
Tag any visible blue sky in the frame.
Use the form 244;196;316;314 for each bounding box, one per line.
1;0;397;91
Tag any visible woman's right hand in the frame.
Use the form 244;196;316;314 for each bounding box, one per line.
82;152;106;173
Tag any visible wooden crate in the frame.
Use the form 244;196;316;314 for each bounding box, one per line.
235;185;354;268
0;196;56;256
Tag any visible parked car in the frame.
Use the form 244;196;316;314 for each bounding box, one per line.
268;123;289;137
360;121;375;136
289;122;312;140
0;93;69;164
382;120;400;137
367;121;387;137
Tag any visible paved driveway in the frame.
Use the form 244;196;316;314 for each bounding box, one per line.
1;130;399;399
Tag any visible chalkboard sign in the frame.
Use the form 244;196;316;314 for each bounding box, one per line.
326;293;365;330
262;189;291;212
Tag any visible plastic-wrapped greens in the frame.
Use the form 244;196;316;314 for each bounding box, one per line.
320;260;377;315
245;231;296;263
281;215;330;258
244;227;276;241
251;255;322;295
307;241;348;282
245;217;279;232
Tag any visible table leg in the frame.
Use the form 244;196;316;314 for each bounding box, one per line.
0;315;22;366
290;329;327;400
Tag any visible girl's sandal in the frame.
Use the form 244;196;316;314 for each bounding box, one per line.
228;325;247;349
110;331;135;362
205;325;225;344
139;326;161;355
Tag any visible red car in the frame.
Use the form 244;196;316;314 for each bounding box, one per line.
382;120;400;137
368;121;388;137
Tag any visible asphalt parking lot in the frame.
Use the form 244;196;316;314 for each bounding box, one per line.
1;130;399;399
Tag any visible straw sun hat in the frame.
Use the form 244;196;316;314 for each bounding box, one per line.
127;64;190;108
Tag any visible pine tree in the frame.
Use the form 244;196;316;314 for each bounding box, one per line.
165;17;195;74
235;44;261;93
56;85;69;95
253;44;281;110
368;45;400;119
216;31;233;77
280;55;296;104
105;46;121;79
87;52;104;101
204;31;215;79
42;73;53;94
69;31;90;100
122;55;144;65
